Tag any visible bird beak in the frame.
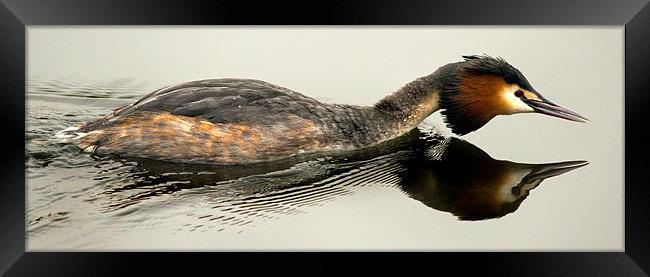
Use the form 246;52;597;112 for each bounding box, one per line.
523;160;588;183
521;97;589;123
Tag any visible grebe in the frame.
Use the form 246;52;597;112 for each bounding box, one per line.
61;55;588;164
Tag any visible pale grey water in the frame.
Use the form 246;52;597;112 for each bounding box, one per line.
26;27;623;250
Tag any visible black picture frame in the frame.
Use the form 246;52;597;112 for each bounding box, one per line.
2;0;648;275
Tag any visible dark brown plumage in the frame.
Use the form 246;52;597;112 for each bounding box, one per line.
61;55;586;164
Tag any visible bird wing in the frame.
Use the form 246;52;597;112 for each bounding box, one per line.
95;78;330;127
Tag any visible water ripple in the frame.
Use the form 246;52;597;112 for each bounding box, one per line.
26;78;588;249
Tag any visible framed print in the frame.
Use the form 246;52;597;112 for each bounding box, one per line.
1;0;649;275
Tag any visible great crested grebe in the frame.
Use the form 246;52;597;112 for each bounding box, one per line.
59;55;588;164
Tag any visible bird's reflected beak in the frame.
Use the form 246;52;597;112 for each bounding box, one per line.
522;97;589;123
523;160;589;182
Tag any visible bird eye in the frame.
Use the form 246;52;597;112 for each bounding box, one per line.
514;90;524;97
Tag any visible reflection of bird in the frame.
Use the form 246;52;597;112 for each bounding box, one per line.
398;137;588;220
97;129;587;223
59;55;587;164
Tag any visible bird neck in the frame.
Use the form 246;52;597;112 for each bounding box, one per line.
373;73;444;132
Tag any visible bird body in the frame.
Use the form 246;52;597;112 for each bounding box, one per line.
67;79;404;164
61;55;587;164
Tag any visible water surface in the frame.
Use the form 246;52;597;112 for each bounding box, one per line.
27;78;603;250
26;27;623;250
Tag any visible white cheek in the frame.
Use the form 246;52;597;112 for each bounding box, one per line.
497;169;533;203
502;90;534;114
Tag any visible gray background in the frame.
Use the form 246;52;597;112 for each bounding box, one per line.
27;27;623;250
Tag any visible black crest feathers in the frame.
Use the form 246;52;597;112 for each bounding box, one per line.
461;55;533;91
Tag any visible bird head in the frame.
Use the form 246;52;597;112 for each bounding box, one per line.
438;55;588;135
